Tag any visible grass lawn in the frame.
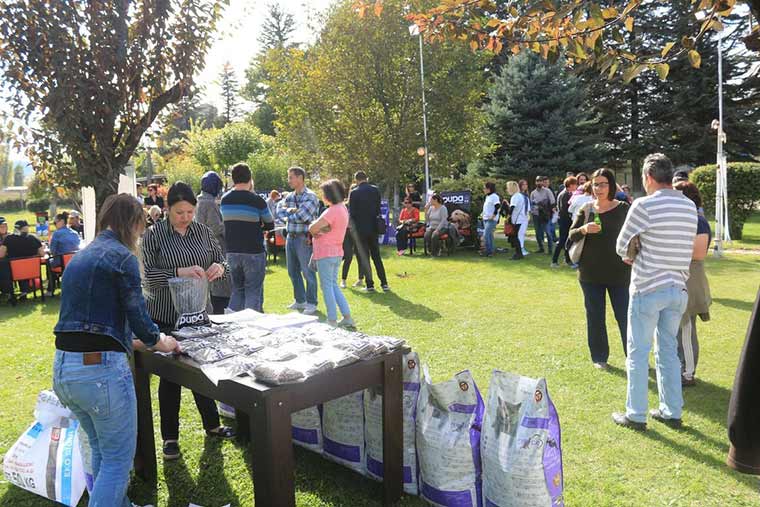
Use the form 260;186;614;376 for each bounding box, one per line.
1;236;760;507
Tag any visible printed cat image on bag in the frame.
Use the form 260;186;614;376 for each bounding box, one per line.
168;277;211;329
416;369;484;507
481;371;563;507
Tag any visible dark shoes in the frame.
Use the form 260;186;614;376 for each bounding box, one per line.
649;409;683;429
682;376;697;387
611;412;647;431
206;425;236;438
163;441;181;460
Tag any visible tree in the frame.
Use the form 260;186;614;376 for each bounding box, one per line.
389;0;759;82
258;2;297;50
218;62;240;126
0;0;225;209
486;51;605;179
185;122;271;177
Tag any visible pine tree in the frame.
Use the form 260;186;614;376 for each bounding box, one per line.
218;62;239;125
486;51;606;179
258;3;296;51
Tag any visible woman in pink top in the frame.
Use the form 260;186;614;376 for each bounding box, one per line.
309;179;355;327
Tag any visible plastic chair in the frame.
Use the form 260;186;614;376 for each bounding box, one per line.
267;231;286;264
10;256;45;303
407;223;427;255
50;252;77;294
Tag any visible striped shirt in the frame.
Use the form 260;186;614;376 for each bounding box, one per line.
220;189;274;254
276;187;320;234
141;219;228;326
616;188;697;294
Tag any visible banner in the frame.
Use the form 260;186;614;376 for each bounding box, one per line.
380;199;392;245
440;191;472;211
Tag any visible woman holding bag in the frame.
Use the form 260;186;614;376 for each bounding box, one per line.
568;168;631;370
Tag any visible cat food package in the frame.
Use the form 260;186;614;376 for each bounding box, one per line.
291;406;323;453
322;391;365;474
480;371;563;507
416;369;485;507
364;351;421;495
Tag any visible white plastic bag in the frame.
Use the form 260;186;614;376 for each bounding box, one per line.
364;351;421;495
2;391;87;507
416;369;484;507
322;391;365;475
481;371;564;507
291;406;323;452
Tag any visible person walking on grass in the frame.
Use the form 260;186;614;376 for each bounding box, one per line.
278;166;321;314
552;175;577;268
309;179;355;328
348;171;389;292
612;153;697;431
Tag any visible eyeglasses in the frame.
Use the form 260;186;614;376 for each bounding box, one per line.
593;182;609;188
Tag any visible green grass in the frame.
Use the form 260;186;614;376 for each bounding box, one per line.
1;239;760;507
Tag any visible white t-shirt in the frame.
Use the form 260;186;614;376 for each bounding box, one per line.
482;193;501;221
510;193;529;224
569;194;594;220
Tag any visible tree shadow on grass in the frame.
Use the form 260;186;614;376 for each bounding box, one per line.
713;297;755;313
353;290;442;321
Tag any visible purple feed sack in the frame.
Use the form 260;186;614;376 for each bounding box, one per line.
364;351;421;495
291;406;323;453
416;369;485;507
322;391;366;475
480;371;563;507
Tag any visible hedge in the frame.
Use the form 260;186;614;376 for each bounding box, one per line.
691;162;760;240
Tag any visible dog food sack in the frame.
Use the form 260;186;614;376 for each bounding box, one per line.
417;369;484;507
364;351;421;495
322;391;366;475
480;371;563;507
2;391;86;507
291;406;323;453
168;277;211;329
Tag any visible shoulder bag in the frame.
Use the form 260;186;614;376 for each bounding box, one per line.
567;203;593;264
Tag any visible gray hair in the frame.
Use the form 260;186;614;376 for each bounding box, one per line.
642;153;674;184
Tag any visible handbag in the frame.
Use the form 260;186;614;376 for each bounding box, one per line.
503;220;515;237
567;203;593;264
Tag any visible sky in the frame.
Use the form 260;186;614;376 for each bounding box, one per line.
197;0;334;112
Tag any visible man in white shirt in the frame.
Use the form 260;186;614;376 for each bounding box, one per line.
481;182;500;257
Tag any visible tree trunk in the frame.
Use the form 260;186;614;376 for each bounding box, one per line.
93;169;121;213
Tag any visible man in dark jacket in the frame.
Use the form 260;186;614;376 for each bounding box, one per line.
348;171;389;292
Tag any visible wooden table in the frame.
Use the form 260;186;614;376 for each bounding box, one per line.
133;348;406;507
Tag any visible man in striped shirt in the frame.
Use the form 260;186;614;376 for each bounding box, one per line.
612;153;697;430
277;166;321;314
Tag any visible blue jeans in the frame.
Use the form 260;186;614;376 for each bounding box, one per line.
286;234;318;306
227;252;267;312
316;256;351;321
533;216;552;252
483;219;497;255
626;285;689;422
52;351;135;507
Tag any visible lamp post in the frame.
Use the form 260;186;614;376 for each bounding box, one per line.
713;25;731;257
409;24;430;199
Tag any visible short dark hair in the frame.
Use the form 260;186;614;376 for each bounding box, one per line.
672;170;690;183
167;181;197;208
576;172;589;182
320;179;346;205
288;166;306;180
431;193;443;204
231;163;252;184
642;153;674;184
674;181;702;209
591;168;617;200
98;194;145;252
54;213;68;224
484;181;496;193
354;171;368;182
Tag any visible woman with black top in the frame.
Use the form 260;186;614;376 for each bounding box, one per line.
53;194;179;507
568;168;631;370
142;182;234;460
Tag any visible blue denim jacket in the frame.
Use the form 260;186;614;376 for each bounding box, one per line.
54;230;160;352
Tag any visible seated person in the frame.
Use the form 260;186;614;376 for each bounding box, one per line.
49;212;81;268
395;197;421;255
424;194;449;256
146;205;163;227
448;209;471;245
68;210;84;237
0;216;8;243
0;220;45;295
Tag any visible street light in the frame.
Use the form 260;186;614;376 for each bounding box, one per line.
409;23;430;199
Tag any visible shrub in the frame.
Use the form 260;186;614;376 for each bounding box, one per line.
26;198;51;214
435;175;508;219
164;155;205;194
0;198;25;211
691;163;760;240
247;152;289;192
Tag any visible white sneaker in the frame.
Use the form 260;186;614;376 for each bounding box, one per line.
338;317;356;328
340;280;347;289
287;301;305;311
352;279;364;288
550;262;560;268
302;304;317;315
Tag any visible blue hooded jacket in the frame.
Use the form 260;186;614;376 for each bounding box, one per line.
201;171;223;197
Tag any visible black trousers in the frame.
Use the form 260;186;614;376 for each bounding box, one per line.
0;260;12;295
211;296;230;315
341;232;364;281
579;281;629;363
156;322;220;441
552;217;572;264
508;224;524;258
356;231;387;288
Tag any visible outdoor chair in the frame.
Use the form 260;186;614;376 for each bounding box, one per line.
9;256;45;305
49;252;77;295
407;222;427;255
266;230;286;264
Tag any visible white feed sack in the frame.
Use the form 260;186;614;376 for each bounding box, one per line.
481;371;564;507
322;391;366;474
3;390;87;507
364;351;421;495
291;406;323;453
416;369;485;507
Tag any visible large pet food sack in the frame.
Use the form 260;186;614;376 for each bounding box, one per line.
322;391;365;474
291;406;323;453
481;371;563;507
364;351;421;495
2;390;87;507
417;369;485;507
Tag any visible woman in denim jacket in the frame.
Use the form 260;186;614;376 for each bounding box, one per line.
53;194;179;507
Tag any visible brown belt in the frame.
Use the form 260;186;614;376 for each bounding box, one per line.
83;352;102;365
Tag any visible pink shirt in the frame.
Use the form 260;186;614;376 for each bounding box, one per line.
312;203;348;260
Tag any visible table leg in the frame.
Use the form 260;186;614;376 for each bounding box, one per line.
250;397;295;507
133;354;157;483
236;409;251;444
382;354;403;506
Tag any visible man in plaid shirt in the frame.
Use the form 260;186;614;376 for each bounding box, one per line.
277;166;321;314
